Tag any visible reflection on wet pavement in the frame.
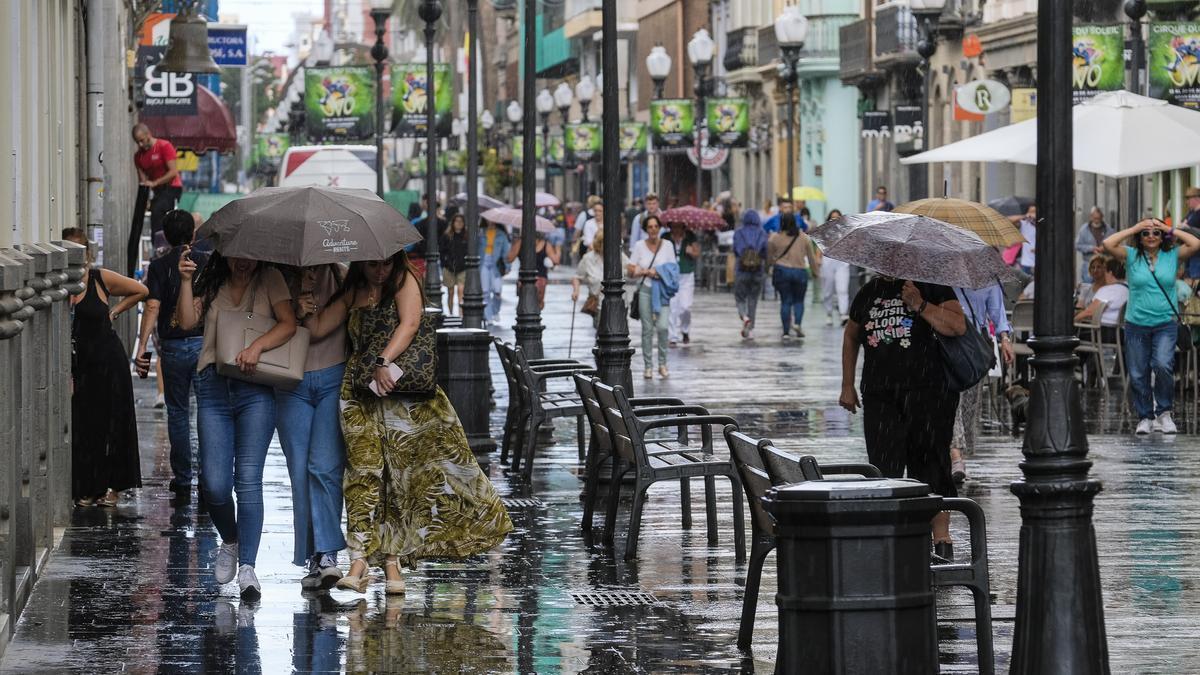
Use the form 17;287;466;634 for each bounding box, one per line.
3;280;1200;673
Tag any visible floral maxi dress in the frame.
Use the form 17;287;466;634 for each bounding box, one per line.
340;302;512;566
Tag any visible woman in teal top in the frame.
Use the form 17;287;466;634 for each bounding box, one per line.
1103;218;1200;435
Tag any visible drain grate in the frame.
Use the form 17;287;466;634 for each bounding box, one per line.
501;497;544;508
570;589;659;607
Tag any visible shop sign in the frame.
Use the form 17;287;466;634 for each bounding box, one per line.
1072;25;1126;103
1148;22;1200;109
955;79;1011;116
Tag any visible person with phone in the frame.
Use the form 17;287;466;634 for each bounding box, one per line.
303;251;512;595
135;209;208;504
175;250;296;600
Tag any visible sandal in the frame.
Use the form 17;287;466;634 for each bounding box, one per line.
96;490;119;507
75;498;94;508
335;560;370;593
384;559;405;596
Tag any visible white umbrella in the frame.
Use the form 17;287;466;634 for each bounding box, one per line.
901;90;1200;178
451;191;508;211
518;191;560;208
480;207;555;233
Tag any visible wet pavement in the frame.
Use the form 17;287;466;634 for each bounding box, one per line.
4;271;1200;673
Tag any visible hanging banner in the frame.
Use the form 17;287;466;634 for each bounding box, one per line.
893;106;924;156
649;99;695;151
1071;25;1125;103
255;133;290;166
548;135;566;167
444;149;466;176
512;136;544;165
860;111;891;139
619;122;648;161
1148;22;1200;109
565;123;602;162
705;98;750;148
391;63;453;137
305;67;375;141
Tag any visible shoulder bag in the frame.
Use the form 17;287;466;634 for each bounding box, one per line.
350;293;438;398
629;242;663;321
933;290;996;393
1147;262;1194;352
215;278;311;391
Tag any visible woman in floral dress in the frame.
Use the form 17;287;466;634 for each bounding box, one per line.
303;250;512;594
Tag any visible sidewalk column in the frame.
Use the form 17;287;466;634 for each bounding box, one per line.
1;246;36;618
0;251;30;651
41;243;71;528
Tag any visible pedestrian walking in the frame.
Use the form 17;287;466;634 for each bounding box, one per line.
506;231;559;310
302;252;512;595
276;263;349;591
1102;218;1200;435
1075;207;1114;283
175;251;299;600
132;123;183;235
866;185;895;212
571;229;629;329
134;210;208;504
761;196;791;233
440;213;469;316
630;193;663;247
839;275;966;563
575;195;601;257
668;221;699;345
733;210;769;339
819;209;851;326
479;219;511;324
62;228;147;509
767;213;820;340
628;215;677;378
949;283;1015;483
1018;204;1037;275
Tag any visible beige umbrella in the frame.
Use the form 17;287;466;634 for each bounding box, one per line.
894;197;1024;247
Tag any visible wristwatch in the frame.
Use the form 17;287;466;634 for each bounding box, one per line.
917;300;928;314
374;356;390;368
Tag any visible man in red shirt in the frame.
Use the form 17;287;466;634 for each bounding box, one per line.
132;123;183;235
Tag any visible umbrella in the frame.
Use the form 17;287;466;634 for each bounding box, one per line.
661;205;724;231
791;186;827;202
987;196;1034;218
197;186;422;266
451;192;508;212
480;207;555;233
900;90;1200;178
809;211;1013;290
518;191;561;208
894;197;1024;247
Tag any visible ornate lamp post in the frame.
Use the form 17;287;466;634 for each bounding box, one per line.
514;0;544;358
536;88;555;194
1010;0;1109;671
774;6;808;204
1125;0;1148;225
419;0;443;312
554;82;573;201
911;0;945;202
480;109;495;151
506;100;523;206
645;45;672;198
368;0;393;198
687;29;714;206
575;76;596;200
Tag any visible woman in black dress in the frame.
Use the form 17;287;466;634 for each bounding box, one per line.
63;229;148;507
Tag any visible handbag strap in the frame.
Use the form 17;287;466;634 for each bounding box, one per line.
1144;252;1186;325
778;232;800;261
639;241;663;288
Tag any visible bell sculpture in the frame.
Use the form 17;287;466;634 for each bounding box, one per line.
159;8;221;74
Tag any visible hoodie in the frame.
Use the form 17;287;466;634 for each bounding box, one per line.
733;210;769;274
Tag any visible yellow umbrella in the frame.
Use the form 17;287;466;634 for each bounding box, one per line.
791;186;827;202
894;197;1025;247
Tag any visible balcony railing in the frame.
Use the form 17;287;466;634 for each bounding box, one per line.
839;19;872;82
874;4;919;66
724;26;758;73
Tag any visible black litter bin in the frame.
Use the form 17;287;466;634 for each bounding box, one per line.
762;478;943;675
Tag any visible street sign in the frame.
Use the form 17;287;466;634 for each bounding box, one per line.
207;25;248;67
955;79;1012;115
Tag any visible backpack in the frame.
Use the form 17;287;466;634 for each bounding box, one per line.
738;248;763;273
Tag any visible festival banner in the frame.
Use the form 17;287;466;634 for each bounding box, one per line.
705;98;750;148
444;149;466;175
565;123;602;162
548;135;566;167
1071;25;1125;103
512;136;545;165
618;122;649;161
1148;22;1200;109
255;134;290;165
391;63;453;137
305;67;375;141
649;99;695;151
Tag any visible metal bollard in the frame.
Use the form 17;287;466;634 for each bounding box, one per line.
762;478;944;675
436;327;497;461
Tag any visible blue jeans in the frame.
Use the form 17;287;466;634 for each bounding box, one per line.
194;366;276;567
774;266;810;334
481;258;503;321
276;363;347;566
159;336;203;489
1124;321;1175;420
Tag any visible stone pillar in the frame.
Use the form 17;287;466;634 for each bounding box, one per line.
42;243;72;528
0;246;35;618
0;250;30;652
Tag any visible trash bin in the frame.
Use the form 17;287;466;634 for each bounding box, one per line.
762;478;943;675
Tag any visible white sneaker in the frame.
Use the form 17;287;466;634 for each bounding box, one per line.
1157;411;1177;435
238;564;261;601
214;542;238;584
1135;419;1153;435
154;393;165;409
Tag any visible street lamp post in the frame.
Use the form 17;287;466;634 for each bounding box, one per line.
774;7;808;206
419;0;444;313
462;0;484;331
480;109;495;151
687;29;714;207
1125;0;1148;225
514;0;544;359
506;100;523;206
554;82;573;204
369;0;392;199
575;76;595;200
1010;0;1109;671
912;0;944;202
537;88;555;195
645;45;672;198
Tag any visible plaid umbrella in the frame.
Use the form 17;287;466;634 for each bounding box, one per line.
661;205;724;231
894;197;1025;247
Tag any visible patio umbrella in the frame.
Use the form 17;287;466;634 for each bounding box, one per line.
518;191;561;208
900;90;1200;178
451;192;508;212
808;211;1013;289
197;185;422;266
791;186;827;202
894;197;1024;247
661;205;725;231
480;207;555;233
987;195;1034;218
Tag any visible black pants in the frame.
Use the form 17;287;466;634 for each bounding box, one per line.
862;386;959;498
149;185;182;235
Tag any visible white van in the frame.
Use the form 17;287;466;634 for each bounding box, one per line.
277;145;388;192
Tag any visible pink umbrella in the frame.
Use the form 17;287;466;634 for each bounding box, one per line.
480;207;555;233
518;191;561;208
661;205;725;231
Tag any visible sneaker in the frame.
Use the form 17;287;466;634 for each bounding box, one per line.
238;564;261;601
682;333;690;344
214;542;239;584
1135;418;1153;435
300;557;322;590
741;318;751;338
644;368;653;380
154;393;165;409
825;315;834;326
316;553;343;590
792;326;805;339
782;333;793;341
668;340;678;347
1157;411;1177;435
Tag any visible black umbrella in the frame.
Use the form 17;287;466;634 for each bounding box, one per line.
986;195;1034;218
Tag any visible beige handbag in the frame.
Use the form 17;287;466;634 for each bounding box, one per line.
214;279;310;391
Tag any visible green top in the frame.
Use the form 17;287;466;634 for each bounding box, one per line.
1124;245;1179;327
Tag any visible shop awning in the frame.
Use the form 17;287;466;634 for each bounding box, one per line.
141;85;237;155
